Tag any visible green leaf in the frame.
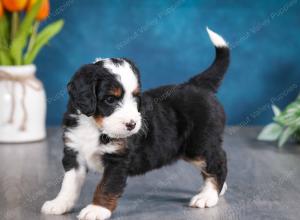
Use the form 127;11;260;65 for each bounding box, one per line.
257;123;283;141
0;14;9;48
272;105;281;117
9;0;42;65
294;129;300;142
0;51;12;65
278;127;296;147
24;20;64;64
0;14;12;65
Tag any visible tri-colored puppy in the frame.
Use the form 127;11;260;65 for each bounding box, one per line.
41;28;229;220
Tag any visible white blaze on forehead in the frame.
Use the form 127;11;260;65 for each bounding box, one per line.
103;59;138;93
100;58;141;138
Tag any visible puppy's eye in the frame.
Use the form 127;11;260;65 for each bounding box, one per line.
104;96;116;105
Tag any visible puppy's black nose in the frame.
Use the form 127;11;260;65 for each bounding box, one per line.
125;120;136;131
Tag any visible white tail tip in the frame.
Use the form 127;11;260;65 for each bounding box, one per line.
206;27;228;48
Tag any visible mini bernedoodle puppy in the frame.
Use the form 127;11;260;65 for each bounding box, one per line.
41;28;229;220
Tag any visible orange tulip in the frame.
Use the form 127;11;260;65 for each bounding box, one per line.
27;0;49;21
3;0;27;12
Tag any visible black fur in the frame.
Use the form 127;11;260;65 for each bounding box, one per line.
63;42;229;206
101;152;129;195
189;47;229;92
99;134;111;145
67;64;99;116
67;62;127;119
62;147;79;171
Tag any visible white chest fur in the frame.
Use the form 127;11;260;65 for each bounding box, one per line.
64;114;120;172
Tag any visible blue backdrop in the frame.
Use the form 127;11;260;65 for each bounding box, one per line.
36;0;300;125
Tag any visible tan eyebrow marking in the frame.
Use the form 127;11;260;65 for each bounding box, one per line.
110;87;122;97
132;87;140;96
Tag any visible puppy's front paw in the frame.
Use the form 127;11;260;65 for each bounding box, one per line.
189;189;219;208
41;198;73;215
78;204;111;220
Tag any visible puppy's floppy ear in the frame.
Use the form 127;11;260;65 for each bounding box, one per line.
67;64;98;116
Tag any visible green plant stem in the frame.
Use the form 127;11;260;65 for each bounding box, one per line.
27;21;40;54
11;12;19;41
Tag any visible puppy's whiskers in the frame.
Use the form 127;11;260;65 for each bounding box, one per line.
138;117;148;138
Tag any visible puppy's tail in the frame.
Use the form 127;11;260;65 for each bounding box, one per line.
188;27;230;92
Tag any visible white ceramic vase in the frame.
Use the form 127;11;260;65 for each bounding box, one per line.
0;65;46;143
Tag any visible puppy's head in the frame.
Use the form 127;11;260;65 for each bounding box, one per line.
68;58;142;138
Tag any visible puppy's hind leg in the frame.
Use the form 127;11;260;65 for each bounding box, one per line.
186;147;227;208
41;147;86;215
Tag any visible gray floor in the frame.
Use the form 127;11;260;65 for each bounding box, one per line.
0;127;300;220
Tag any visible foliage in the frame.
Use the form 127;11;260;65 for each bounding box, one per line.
258;95;300;147
0;0;64;65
